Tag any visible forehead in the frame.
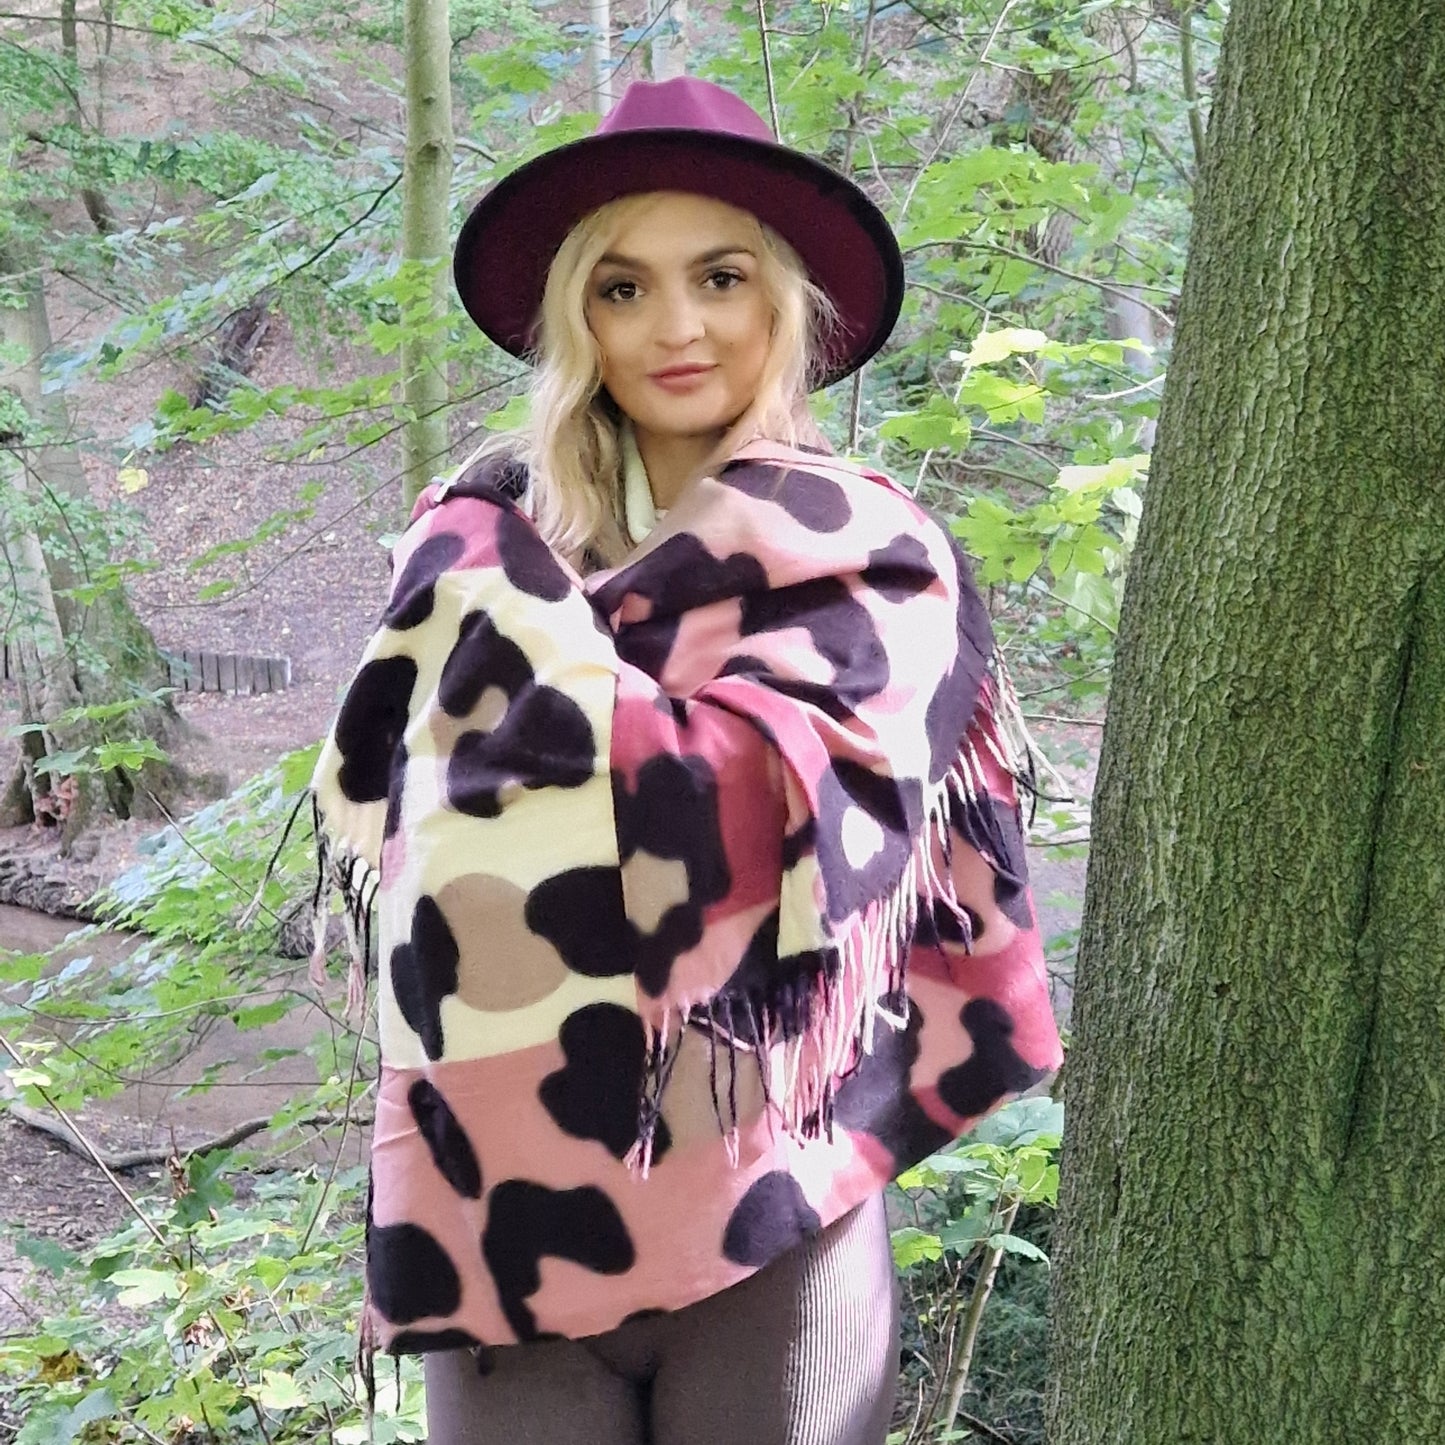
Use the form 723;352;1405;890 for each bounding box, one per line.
599;192;760;262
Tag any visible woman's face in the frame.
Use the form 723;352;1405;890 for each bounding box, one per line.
584;192;774;450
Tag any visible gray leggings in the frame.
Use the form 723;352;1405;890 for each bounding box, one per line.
423;1192;900;1445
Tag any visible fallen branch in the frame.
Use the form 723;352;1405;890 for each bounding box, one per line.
0;1099;272;1170
0;1092;373;1171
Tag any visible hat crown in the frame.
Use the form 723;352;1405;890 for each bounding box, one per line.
596;77;776;145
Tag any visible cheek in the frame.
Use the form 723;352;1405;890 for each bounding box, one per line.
722;301;773;375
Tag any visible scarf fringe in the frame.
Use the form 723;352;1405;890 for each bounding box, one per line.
980;650;1073;817
628;649;1045;1174
310;795;378;1024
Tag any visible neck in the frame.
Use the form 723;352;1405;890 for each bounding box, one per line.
632;429;724;510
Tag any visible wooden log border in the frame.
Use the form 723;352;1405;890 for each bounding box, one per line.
1;645;292;695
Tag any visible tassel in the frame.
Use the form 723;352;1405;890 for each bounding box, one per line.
357;1283;377;1428
310;795;379;1019
981;651;1073;810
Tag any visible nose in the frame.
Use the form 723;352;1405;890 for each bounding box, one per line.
654;285;706;349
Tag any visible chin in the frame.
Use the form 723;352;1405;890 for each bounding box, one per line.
637;405;739;440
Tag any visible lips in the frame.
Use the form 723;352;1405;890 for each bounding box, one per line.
649;364;715;380
648;364;717;393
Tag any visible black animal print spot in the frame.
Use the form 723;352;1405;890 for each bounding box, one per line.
614;754;732;998
699;909;780;1045
390;895;460;1061
386;1327;481;1355
438;609;535;718
862;534;936;602
447;453;529;503
539;1003;671;1163
740;577;888;713
408;1079;483;1198
914;895;983;949
723;462;852;532
834;993;953;1170
447;685;595;818
334;655;418;803
384;533;464;630
434;607;597;817
524;868;634;978
368;1222;462;1325
591;533;770;620
482;1181;635;1342
497;507;572;602
383;740;409;840
935;998;1048;1120
593;534;770;680
923;549;993;781
950;794;1033;931
722;1171;821;1267
695;911;829;1049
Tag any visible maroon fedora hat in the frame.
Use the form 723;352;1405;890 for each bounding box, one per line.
452;77;904;389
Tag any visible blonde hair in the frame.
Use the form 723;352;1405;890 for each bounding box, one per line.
458;191;838;567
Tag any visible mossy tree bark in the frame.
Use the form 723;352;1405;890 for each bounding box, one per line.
1;244;180;842
1049;3;1445;1440
399;0;454;512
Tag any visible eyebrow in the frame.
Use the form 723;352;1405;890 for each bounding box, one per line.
594;245;756;270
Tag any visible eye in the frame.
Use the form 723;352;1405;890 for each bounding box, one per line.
705;268;746;291
597;277;640;303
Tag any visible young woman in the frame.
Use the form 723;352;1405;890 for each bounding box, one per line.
312;77;1063;1445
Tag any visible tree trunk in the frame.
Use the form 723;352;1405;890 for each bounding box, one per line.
59;0;118;235
590;0;613;107
1;244;180;841
648;0;687;80
1049;4;1445;1442
0;455;104;836
400;0;455;511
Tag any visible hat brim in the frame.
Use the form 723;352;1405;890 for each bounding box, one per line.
453;130;904;389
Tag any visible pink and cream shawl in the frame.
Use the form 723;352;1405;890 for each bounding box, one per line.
311;440;1062;1355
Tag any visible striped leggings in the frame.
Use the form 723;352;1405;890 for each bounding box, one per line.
423;1191;900;1445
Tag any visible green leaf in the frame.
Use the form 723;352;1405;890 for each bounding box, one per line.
483;393;530;432
890;1226;944;1269
32;749;91;777
94;738;168;772
111;1267;182;1306
966;1097;1064;1150
234;998;290;1029
959;372;1048;425
279;742;322;795
13;1233;78;1275
16;1388;116;1445
939;1203;995;1254
6;1066;52;1089
1054;569;1120;632
258;1369;309;1409
1054;454;1149;495
989;1232;1050;1264
878;395;971;453
966;326;1049;366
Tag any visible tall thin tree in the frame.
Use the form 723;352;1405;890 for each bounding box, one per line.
400;0;455;510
